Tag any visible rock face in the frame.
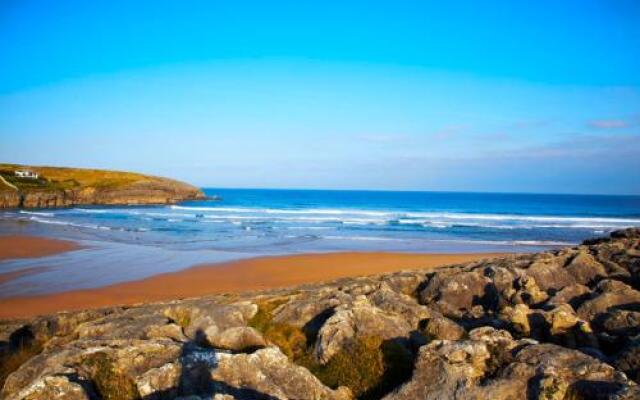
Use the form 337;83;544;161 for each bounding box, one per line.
212;348;351;400
0;164;205;208
1;228;640;399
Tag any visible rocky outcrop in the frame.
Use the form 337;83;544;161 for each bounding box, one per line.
314;296;413;364
0;164;205;208
385;331;634;400
212;347;351;400
1;228;640;399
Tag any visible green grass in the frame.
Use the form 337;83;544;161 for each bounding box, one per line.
0;164;156;192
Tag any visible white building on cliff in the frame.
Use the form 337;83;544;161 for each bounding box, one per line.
15;170;38;179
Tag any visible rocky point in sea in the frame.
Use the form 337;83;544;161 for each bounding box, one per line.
2;228;640;399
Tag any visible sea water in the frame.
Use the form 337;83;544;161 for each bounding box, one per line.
1;189;639;296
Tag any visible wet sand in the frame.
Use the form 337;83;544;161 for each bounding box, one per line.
0;251;504;319
0;266;51;285
0;235;81;261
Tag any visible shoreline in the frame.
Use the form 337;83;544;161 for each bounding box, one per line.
0;235;81;261
0;250;505;319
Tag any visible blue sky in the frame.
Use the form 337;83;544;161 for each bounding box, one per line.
1;1;639;194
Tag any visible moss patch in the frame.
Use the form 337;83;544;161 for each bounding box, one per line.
248;298;307;360
299;337;413;400
84;352;139;400
249;299;414;399
164;308;192;329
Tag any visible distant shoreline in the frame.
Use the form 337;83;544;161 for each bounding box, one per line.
0;163;204;208
0;239;504;318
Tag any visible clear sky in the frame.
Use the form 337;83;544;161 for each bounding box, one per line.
1;1;639;194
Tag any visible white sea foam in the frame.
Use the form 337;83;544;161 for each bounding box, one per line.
19;210;55;217
428;238;576;246
170;205;389;216
26;216;148;233
24;203;638;234
168;205;640;229
72;208;111;214
323;235;404;242
404;212;640;224
29;216;103;230
287;226;333;230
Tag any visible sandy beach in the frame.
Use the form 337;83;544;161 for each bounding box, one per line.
0;247;503;319
0;235;81;261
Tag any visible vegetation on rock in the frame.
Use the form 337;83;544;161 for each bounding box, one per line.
0;163;204;208
83;352;139;400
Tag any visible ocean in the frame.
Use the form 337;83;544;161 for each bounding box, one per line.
1;189;640;296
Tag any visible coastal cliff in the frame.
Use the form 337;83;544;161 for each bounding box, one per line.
0;164;205;208
2;229;640;399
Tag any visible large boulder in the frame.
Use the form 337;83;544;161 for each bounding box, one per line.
577;280;640;322
382;339;493;399
596;310;640;337
419;315;466;341
524;256;575;292
211;347;351;400
163;300;258;344
206;327;267;352
545;284;592;309
509;275;548;306
419;268;496;316
75;306;174;340
386;341;636;400
476;343;635;399
1;339;184;400
4;375;92;400
271;289;352;329
313;297;412;364
565;250;608;286
612;341;640;383
367;282;431;326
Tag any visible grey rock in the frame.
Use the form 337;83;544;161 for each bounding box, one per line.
577;280;640;322
420;315;466;341
597;310;640;337
211;347;351;400
383;339;492;399
313;297;411;364
565;250;608;286
546;284;592;309
206;327;267;351
612;341;640;383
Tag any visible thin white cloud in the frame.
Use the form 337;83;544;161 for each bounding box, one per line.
490;134;640;159
588;119;630;129
430;124;467;140
508;119;553;130
356;133;408;143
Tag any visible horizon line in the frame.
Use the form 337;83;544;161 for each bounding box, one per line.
197;186;640;198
